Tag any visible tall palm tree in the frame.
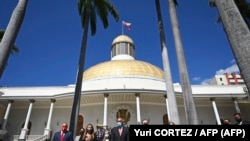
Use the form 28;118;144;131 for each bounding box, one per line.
0;30;19;73
213;0;250;29
168;0;198;124
0;30;19;54
69;0;119;137
0;0;28;78
210;0;250;97
155;0;180;124
234;0;250;29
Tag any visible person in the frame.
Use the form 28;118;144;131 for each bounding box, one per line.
80;123;97;141
52;122;73;141
222;118;231;125
79;128;85;141
95;124;105;141
234;112;250;125
141;119;149;125
103;129;111;141
110;117;129;141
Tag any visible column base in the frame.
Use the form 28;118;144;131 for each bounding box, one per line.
44;128;52;140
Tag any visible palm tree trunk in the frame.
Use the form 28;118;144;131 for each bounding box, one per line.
168;0;198;124
214;0;250;97
155;0;180;124
69;10;90;138
0;0;28;78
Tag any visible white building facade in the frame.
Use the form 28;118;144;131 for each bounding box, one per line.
210;73;245;85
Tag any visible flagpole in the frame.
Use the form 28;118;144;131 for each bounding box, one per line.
122;21;124;35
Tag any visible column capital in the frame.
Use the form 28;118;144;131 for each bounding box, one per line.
231;97;238;101
51;99;56;103
8;100;14;103
29;99;35;103
135;93;140;97
164;95;167;98
104;93;109;97
209;97;215;101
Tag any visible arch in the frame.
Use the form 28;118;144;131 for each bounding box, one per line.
163;114;169;125
76;114;84;136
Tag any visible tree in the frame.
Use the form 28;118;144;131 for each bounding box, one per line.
0;30;19;54
212;0;250;29
0;0;28;78
0;30;19;72
168;0;198;124
234;0;250;29
155;0;180;124
210;0;250;97
69;0;119;137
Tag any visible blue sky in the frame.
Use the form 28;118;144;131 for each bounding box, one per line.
0;0;239;86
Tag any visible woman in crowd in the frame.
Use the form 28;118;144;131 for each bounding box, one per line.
80;123;97;141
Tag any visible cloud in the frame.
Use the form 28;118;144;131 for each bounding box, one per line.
192;77;201;81
201;79;212;85
173;83;180;86
195;59;239;85
230;59;236;63
215;63;239;75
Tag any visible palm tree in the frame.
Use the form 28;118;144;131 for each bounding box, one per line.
168;0;198;124
212;0;250;29
234;0;250;29
0;30;19;54
210;0;250;97
0;0;28;78
155;0;180;124
0;30;19;72
69;0;119;137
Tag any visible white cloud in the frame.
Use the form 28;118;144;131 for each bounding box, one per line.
200;79;211;85
215;63;239;75
230;59;236;64
198;60;239;85
173;83;180;86
192;77;201;81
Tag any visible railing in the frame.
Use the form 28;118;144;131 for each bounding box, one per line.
13;135;47;141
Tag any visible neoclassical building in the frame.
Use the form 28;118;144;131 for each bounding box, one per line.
0;34;249;141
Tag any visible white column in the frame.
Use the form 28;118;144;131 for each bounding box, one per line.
19;99;35;140
135;93;141;124
1;100;14;130
44;99;56;140
103;93;109;128
210;98;221;125
164;95;170;121
232;98;241;113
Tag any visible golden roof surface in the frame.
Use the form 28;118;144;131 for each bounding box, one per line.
83;60;164;80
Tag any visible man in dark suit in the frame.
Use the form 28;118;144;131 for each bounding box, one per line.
110;117;129;141
234;113;250;125
52;122;74;141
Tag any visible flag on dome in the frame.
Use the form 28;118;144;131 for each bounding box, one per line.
122;21;131;30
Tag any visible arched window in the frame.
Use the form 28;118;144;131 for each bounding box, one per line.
163;114;169;125
76;115;84;136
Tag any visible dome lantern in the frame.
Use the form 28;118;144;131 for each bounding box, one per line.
111;35;135;60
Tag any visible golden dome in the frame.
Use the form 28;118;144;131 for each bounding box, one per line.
83;60;164;80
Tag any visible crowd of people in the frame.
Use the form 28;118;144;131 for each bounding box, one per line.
51;112;250;141
221;112;250;125
52;117;130;141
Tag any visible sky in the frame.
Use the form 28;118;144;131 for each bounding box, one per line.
0;0;240;87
